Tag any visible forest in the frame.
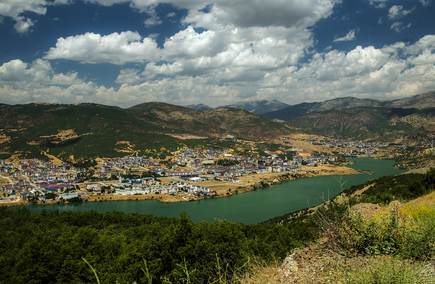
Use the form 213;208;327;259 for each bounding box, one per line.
2;168;435;283
0;207;316;283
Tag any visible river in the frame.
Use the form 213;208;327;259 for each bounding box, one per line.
25;157;405;224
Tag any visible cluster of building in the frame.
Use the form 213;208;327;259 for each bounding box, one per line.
112;179;213;197
1;146;339;202
0;159;86;200
309;139;388;156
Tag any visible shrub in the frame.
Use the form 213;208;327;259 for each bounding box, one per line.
340;205;435;259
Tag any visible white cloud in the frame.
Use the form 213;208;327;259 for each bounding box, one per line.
0;59;28;82
390;22;412;33
4;34;435;108
0;59;82;85
420;0;431;7
166;12;176;17
0;0;47;33
369;0;388;7
162;26;223;59
115;68;143;84
403;35;435;55
182;0;340;30
13;17;36;33
44;31;160;64
333;29;356;42
143;6;162;27
2;1;435;107
388;5;415;20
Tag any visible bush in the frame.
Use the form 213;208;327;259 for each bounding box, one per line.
340;205;435;259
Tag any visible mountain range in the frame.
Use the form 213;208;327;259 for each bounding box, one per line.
0;102;291;161
262;91;435;121
187;91;435;121
2;90;435;161
188;90;435;141
187;100;289;115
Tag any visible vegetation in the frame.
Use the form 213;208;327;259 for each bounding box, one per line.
343;168;435;204
2;167;435;282
0;103;291;162
286;107;416;140
0;208;316;283
339;204;435;259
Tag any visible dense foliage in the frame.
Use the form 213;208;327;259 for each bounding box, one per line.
343;168;435;205
0;207;317;283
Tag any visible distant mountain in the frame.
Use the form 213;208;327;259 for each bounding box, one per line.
186;103;213;111
262;90;435;121
285;106;435;141
129;102;291;140
217;100;290;115
386;90;435;109
0;102;292;161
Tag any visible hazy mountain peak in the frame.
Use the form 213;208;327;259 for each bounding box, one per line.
186;103;213;111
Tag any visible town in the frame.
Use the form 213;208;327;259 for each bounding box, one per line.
0;137;399;205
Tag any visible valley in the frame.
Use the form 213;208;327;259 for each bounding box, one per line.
2;91;435;206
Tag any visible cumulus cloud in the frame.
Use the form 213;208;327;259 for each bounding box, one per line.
0;59;81;85
182;0;339;30
115;68;143;84
333;29;356;42
2;0;435;107
3;34;435;108
388;5;415;20
43;22;314;79
44;31;160;64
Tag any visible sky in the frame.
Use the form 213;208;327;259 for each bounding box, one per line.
0;0;435;108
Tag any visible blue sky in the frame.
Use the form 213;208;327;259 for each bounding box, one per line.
0;0;434;108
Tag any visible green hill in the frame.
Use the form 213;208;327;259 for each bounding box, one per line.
0;102;292;161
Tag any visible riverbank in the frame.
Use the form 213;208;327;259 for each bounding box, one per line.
2;164;361;206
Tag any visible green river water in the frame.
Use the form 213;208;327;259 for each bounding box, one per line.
25;157;405;224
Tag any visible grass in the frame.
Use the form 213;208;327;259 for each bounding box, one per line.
329;256;433;284
339;204;435;259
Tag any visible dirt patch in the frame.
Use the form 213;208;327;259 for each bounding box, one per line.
41;150;64;166
39;129;79;141
0;136;10;144
167;134;208;140
349;203;384;218
351;183;375;198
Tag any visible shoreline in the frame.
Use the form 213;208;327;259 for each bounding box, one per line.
2;164;362;207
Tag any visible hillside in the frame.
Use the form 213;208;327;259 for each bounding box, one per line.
262;90;435;121
128;102;291;140
0;102;292;161
285;107;419;141
217;100;290;115
187;100;290;115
